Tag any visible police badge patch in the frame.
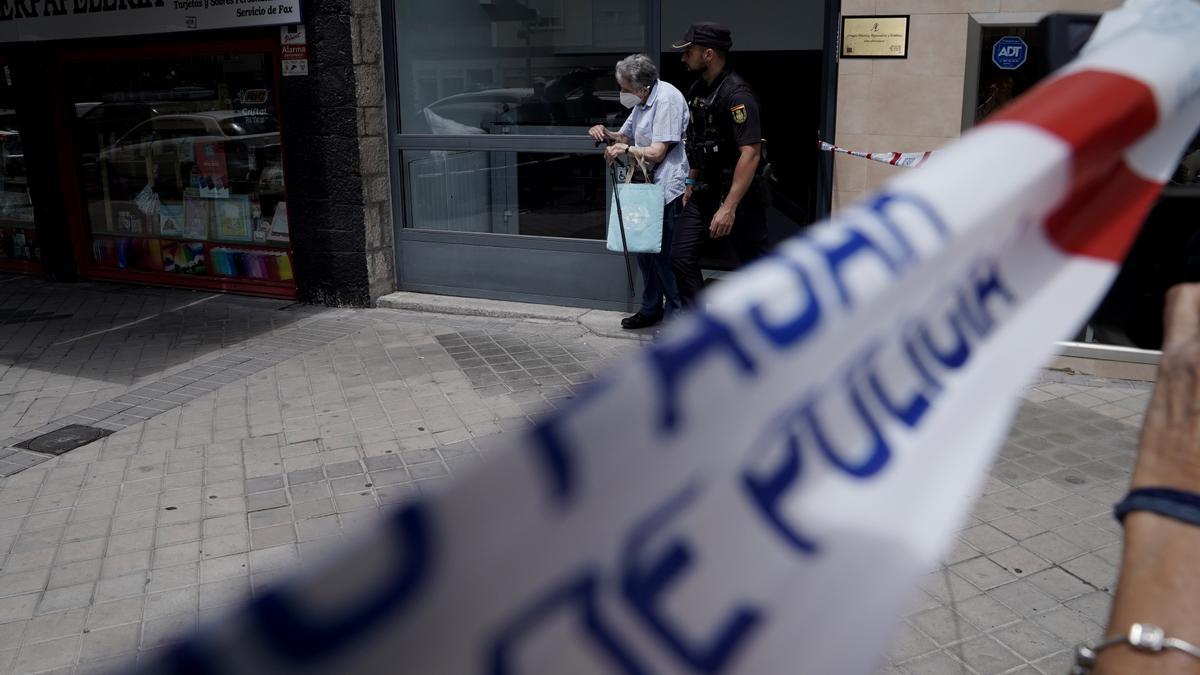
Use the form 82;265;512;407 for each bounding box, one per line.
731;104;747;124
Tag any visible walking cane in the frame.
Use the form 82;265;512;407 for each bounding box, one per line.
599;140;636;309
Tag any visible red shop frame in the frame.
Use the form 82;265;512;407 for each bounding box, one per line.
0;53;44;275
53;36;297;299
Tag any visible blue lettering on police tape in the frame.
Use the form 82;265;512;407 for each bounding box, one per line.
808;371;893;478
250;503;432;660
529;378;613;502
971;260;1016;333
488;483;763;674
527;190;953;504
489;195;1017;673
489;571;650;675
740;258;1014;554
621;482;762;673
918;293;974;369
648;190;950;436
741;432;819;554
150;194;1014;673
865;339;932;429
864;191;951;267
649;313;758;432
748;253;822;348
813;222;903;309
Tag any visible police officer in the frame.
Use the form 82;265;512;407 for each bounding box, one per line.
671;22;768;309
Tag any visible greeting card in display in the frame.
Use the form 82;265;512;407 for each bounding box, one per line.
116;208;145;235
267;202;289;243
214;196;252;242
183;196;210;240
251;202;268;242
159;203;184;237
194;140;229;186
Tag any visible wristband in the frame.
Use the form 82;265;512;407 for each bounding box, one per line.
1074;623;1200;673
1114;487;1200;526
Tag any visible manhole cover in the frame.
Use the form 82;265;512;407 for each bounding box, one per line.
16;425;113;455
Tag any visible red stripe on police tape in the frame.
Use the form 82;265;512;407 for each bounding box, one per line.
1044;160;1162;262
989;69;1160;189
987;69;1162;263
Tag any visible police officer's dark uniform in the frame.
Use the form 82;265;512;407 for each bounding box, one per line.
671;23;769;308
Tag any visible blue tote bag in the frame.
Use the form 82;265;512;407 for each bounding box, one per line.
607;158;664;254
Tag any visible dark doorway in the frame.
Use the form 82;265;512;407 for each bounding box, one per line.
660;49;824;269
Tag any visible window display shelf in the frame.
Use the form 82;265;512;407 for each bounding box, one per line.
204;239;289;251
86;266;296;299
92;231;174;241
63;39;293;299
91;230;289;248
0;259;41;273
90;236;293;283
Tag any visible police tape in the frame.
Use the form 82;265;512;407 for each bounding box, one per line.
818;140;935;167
144;1;1200;673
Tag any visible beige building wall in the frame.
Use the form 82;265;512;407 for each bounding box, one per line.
832;0;1122;211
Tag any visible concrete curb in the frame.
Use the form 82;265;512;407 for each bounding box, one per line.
376;292;657;342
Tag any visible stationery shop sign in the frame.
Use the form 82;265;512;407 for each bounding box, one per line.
0;0;301;42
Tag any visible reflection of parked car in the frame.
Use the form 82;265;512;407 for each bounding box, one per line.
256;158;285;196
425;88;530;132
75;102;164;158
422;69;625;133
100;111;280;187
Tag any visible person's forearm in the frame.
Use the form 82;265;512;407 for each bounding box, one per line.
612;131;633;145
1093;284;1200;674
1095;512;1200;674
723;146;760;210
632;142;669;164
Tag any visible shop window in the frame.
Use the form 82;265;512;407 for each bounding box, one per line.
0;62;39;270
66;48;293;295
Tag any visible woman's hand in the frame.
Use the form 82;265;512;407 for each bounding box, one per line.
605;143;630;165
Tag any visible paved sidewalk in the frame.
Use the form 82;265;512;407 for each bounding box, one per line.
0;275;1155;675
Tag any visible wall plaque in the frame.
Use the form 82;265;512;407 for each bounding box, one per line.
841;16;909;58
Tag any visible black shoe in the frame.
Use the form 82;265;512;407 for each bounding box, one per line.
621;312;663;330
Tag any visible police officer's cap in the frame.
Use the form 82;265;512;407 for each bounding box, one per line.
672;22;733;50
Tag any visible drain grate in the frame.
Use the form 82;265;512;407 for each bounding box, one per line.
16;425;113;455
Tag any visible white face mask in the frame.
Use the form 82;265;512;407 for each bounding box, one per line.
619;91;641;109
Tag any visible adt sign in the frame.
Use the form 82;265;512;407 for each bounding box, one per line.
992;36;1028;70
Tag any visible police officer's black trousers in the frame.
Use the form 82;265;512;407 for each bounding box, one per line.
670;186;769;309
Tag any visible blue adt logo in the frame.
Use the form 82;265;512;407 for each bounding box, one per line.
992;36;1028;70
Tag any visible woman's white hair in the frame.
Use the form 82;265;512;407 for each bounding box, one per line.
615;53;658;90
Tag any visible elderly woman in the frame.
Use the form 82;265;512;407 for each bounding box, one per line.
589;54;690;330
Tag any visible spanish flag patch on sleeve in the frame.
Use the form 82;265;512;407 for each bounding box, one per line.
731;104;747;124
